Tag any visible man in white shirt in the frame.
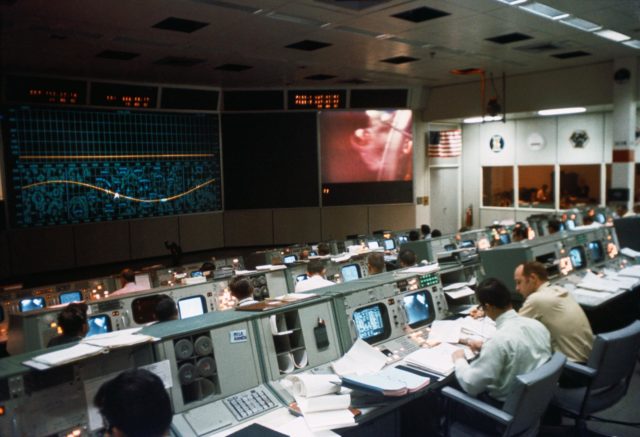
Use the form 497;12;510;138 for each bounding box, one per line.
229;277;259;308
110;268;147;297
295;259;335;292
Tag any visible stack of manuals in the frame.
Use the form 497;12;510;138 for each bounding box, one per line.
332;339;431;397
286;374;356;432
403;343;464;377
24;328;155;369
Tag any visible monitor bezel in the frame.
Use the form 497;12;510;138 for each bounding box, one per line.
178;295;207;319
341;263;362;282
402;289;435;329
351;302;391;345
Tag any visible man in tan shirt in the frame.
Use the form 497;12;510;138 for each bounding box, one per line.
514;261;593;362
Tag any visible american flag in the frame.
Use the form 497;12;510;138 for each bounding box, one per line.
428;129;462;157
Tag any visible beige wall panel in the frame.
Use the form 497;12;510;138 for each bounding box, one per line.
368;204;416;233
9;227;75;275
224;210;273;247
321;206;368;240
74;221;130;266
273;208;321;245
179;212;224;252
130;217;180;260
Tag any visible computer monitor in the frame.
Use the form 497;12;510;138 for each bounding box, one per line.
87;315;112;337
398;235;408;244
565;220;576;230
588;241;604;264
19;297;45;312
190;270;204;278
383;239;396;250
367;241;380;250
134;273;152;290
132;295;165;324
341;264;362;282
459;240;475;249
499;233;511;245
59;291;82;304
178;296;207;319
569;246;586;270
402;290;434;329
296;274;308;283
283;255;297;264
352;303;391;344
595;213;606;224
443;243;457;251
309;251;318;257
559;256;573;276
477;237;491;250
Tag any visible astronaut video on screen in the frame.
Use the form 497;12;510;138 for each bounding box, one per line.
320;110;413;183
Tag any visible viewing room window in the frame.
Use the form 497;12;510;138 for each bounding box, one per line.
518;165;554;209
560;165;600;209
606;163;640;204
483;167;513;207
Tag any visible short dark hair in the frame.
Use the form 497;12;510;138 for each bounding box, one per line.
408;230;421;241
317;243;331;256
475;278;512;309
229;277;254;300
58;302;88;336
307;259;326;275
154;295;178;322
420;224;431;236
512;224;528;241
520;261;549;282
430;229;442;238
547;219;561;233
398;249;416;267
121;268;136;283
199;262;216;272
94;369;172;437
367;252;385;274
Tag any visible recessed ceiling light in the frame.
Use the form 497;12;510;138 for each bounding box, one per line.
497;0;527;4
595;29;630;42
622;39;640;49
463;116;484;124
559;17;601;32
519;2;569;20
538;107;586;116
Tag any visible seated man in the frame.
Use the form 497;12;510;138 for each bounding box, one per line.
367;252;385;275
94;368;172;437
397;248;417;268
47;302;89;347
514;261;593;363
295;259;335;292
317;242;331;256
229;277;258;307
452;278;551;403
154;295;178;323
110;268;146;297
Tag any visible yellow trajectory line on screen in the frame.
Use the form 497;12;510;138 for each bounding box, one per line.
19;153;215;160
21;179;216;203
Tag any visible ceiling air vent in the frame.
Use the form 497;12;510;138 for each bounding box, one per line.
515;42;564;54
314;0;391;11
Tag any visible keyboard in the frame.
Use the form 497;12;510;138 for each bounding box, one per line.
223;387;278;421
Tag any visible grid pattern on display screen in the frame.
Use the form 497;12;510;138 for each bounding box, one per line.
4;106;222;227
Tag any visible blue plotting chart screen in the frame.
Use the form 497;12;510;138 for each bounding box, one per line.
3;106;222;227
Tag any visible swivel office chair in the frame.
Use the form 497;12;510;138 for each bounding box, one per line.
552;319;640;435
442;352;566;437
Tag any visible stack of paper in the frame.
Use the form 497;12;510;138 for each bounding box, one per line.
340;365;430;397
578;271;624;293
403;343;462;376
331;339;387;376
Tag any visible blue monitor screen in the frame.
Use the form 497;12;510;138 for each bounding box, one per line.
398;236;408;244
190;270;204;278
595;213;606;224
296;274;308;283
367;241;380;249
87;315;112;337
444;243;457;251
384;239;395;250
460;240;475;249
588;241;604;263
403;290;434;328
352;303;390;344
500;234;511;245
341;264;361;282
569;246;586;270
20;297;45;312
309;251;318;257
565;220;576;230
283;255;297;264
59;291;82;304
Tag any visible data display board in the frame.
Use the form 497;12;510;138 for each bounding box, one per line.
3;106;222;227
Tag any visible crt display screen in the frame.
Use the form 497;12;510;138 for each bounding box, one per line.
352;303;390;344
444;243;457;251
367;241;380;250
341;264;362;282
20;297;45;312
87;315;112;337
459;240;475;249
500;234;511;245
595;213;606;224
403;290;434;328
296;274;308;283
59;291;82;304
178;296;207;319
384;239;395;250
588;241;604;263
569;247;586;270
283;255;297;264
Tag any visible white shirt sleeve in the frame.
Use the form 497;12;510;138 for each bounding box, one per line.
454;340;503;396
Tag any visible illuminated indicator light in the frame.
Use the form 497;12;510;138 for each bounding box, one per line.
73;429;81;436
0;406;5;415
50;322;57;328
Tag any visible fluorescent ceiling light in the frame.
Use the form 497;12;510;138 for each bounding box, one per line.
623;39;640;49
538;107;586;116
498;0;527;4
484;115;503;122
594;29;630;42
560;17;601;32
519;2;569;20
463;117;484;124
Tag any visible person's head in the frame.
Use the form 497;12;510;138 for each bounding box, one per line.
398;249;417;268
94;369;172;437
420;224;431;237
154;295;178;322
120;268;136;286
616;204;628;217
58;302;88;337
367;252;385;275
514;262;548;298
547;219;561;234
199;262;216;273
408;230;420;241
299;249;310;260
511;224;528;242
317;243;331;256
228;277;254;301
475;278;513;320
430;229;442;238
307;259;326;277
582;215;594;225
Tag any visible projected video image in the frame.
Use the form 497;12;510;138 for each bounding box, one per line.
320;110;413;183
